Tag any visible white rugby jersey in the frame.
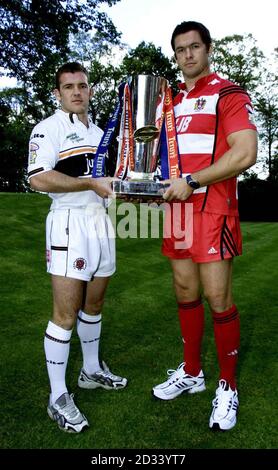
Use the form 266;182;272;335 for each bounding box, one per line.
28;110;104;209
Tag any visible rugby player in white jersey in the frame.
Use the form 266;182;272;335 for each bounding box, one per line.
28;62;127;433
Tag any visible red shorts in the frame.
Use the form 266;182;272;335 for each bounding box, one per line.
162;203;242;263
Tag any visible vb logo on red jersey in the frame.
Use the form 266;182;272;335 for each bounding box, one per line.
176;116;193;133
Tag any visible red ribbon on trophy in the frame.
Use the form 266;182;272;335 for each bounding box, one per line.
161;86;180;179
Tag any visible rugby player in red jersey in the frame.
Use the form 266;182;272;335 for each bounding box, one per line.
153;22;257;431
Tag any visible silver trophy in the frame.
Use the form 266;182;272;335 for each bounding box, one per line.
113;75;170;199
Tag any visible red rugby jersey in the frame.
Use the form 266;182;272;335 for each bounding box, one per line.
174;72;257;215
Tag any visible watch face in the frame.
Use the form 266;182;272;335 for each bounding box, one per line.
191;181;200;189
186;175;200;189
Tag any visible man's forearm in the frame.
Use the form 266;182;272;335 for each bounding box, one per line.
29;170;115;199
29;170;92;193
192;147;253;187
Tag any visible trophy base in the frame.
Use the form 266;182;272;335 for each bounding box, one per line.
112;180;169;200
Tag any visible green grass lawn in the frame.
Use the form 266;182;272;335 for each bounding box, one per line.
0;193;277;450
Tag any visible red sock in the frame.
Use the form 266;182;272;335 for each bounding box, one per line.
212;304;240;390
178;298;204;376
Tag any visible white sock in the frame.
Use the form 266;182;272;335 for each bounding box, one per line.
77;310;102;374
44;321;72;404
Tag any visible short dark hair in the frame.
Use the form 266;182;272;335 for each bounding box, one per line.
171;21;212;53
55;62;89;90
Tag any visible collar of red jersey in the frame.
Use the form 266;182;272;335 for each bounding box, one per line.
178;72;219;92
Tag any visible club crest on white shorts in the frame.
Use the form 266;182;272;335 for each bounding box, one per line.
73;258;87;271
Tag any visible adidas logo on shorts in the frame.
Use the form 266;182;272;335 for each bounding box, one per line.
208;246;218;254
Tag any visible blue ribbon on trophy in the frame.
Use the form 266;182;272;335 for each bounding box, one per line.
92;81;126;178
160;121;170;179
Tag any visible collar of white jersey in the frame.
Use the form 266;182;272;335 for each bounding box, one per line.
55;109;93;127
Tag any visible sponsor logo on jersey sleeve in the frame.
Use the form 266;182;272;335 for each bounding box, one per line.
29;142;39;164
245;104;256;124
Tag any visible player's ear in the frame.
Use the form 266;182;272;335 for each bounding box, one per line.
54;88;61;102
89;86;93;99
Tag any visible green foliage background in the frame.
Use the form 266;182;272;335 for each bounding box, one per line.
1;1;278;191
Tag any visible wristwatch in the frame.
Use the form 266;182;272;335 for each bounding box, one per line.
185;174;200;190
